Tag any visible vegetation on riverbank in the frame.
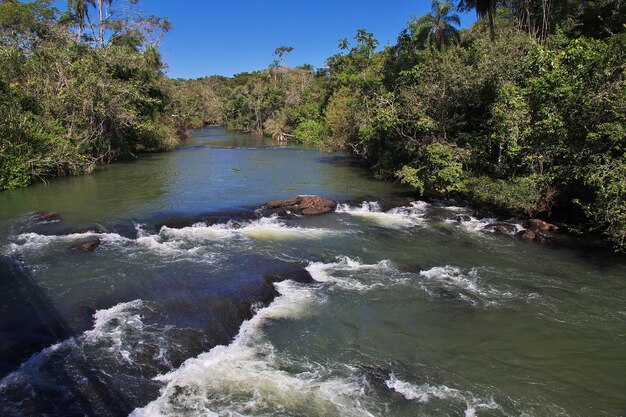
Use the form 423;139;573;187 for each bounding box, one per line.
172;0;626;250
0;0;181;190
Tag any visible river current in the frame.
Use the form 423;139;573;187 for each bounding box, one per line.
1;127;625;416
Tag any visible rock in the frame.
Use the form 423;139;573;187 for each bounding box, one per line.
521;230;551;244
72;238;101;252
265;195;337;216
262;268;315;286
455;214;472;222
484;222;518;235
32;211;62;222
423;207;460;222
528;219;559;232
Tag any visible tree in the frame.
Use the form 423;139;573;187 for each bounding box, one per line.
67;0;95;39
271;45;294;83
274;45;294;65
458;0;498;40
409;0;461;50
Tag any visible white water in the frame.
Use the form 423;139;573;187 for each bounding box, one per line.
336;201;428;229
131;280;376;417
385;374;500;417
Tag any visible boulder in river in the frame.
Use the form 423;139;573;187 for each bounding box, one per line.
72;238;101;252
265;195;337;215
32;211;62;222
484;222;519;235
527;219;559;232
521;230;551;244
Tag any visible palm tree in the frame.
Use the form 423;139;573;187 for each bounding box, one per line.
67;0;95;39
458;0;497;41
410;1;461;50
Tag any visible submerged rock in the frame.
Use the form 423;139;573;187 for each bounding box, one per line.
265;195;337;215
151;209;257;230
72;238;101;252
521;230;551;244
32;211;62;222
484;222;519;235
262;268;315;286
455;214;473;222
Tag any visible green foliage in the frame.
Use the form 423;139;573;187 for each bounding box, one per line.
294;120;326;144
580;157;626;249
465;175;556;216
396;165;425;194
0;0;180;190
396;143;465;195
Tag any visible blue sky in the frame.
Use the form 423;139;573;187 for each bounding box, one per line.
57;0;476;79
146;0;477;79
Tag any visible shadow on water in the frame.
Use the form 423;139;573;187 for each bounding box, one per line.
0;256;72;377
0;256;136;416
0;252;315;417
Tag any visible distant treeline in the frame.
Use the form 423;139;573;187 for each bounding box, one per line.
172;0;626;250
1;0;624;250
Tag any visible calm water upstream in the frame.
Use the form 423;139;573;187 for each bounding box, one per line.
1;127;625;417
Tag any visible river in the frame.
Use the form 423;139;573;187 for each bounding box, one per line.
1;127;625;417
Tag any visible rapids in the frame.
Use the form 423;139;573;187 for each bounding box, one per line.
1;127;625;416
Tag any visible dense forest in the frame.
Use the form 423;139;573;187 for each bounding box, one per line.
1;0;625;250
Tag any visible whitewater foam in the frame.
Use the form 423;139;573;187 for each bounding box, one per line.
306;256;401;292
8;216;338;263
385;374;500;417
419;266;519;306
336;201;428;229
131;280;376;417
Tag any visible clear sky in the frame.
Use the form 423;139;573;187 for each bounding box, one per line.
58;1;476;79
145;0;478;79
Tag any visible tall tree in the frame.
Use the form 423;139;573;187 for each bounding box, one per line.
458;0;498;40
67;0;95;39
271;45;294;83
96;0;111;46
410;0;461;50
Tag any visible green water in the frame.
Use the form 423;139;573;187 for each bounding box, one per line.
1;128;625;417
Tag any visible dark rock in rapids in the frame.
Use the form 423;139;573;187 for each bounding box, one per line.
150;209;257;230
32;210;62;222
521;230;551;244
522;230;537;241
527;218;559;232
72;238;101;252
484;222;519;235
264;195;337;215
262;268;315;286
356;364;392;391
455;214;472;222
423;207;458;222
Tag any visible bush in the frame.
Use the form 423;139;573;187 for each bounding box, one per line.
294;120;327;144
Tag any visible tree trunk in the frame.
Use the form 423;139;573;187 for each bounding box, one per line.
488;8;496;41
98;0;104;47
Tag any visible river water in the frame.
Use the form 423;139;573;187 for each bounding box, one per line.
1;127;625;417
